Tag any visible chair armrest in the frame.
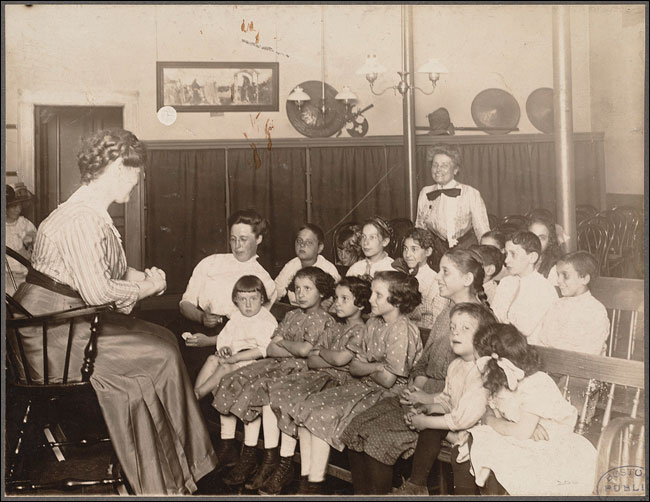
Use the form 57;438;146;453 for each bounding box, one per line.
7;303;115;328
6;246;33;269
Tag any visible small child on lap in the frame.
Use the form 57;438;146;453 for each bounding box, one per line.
191;275;278;400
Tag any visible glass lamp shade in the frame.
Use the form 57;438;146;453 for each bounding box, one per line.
335;86;358;102
287;86;311;102
356;55;387;75
416;58;449;74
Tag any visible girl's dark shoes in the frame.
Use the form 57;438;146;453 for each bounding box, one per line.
299;478;327;495
213;438;239;473
223;445;258;485
258;456;294;494
244;447;279;491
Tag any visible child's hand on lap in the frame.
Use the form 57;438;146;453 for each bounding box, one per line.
218;346;232;358
408;413;430;431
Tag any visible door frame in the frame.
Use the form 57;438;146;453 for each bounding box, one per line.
17;89;144;269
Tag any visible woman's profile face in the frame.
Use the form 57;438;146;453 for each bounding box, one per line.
230;223;262;262
430;153;458;186
113;159;142;204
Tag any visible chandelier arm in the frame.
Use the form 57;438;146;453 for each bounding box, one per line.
369;83;395;96
413;84;436;96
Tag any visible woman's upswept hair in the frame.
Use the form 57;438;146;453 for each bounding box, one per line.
77;128;146;184
527;215;563;278
232;275;269;303
228;209;269;238
427;143;462;170
442;248;490;309
362;216;393;243
373;270;421;315
291;266;336;300
450;302;498;332
336;276;372;314
473;323;541;396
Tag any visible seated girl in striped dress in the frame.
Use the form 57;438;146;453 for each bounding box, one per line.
258;277;372;495
211;267;336;487
290;271;423;495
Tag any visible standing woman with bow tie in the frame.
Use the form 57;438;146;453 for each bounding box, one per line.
415;144;491;270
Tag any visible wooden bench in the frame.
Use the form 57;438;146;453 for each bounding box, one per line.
264;300;646;495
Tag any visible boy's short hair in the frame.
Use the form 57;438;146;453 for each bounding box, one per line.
508;231;542;257
404;228;436;251
298;223;325;245
557;251;599;283
232;275;269;303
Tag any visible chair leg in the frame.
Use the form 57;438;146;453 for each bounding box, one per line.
6;399;33;484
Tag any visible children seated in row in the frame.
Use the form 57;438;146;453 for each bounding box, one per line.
491;231;558;342
397;228;450;328
346;216;395;278
191;275;278;400
267;277;372;494
455;323;597;496
292;271;422;494
209;267;337;487
274;224;340;305
341;249;492;494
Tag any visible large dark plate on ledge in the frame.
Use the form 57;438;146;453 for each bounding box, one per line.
470;88;520;135
286;80;347;138
526;87;554;133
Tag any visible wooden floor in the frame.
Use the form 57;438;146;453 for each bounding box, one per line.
4;306;355;497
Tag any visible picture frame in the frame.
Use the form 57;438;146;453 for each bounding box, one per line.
156;61;279;112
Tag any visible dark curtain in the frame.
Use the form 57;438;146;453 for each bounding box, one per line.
142;136;604;293
309;145;408;260
145;149;226;294
228;147;306;276
416;138;603;219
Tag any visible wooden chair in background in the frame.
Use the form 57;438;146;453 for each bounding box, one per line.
578;217;613;276
387;217;415;260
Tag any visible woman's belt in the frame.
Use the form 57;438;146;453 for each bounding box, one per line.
25;269;83;299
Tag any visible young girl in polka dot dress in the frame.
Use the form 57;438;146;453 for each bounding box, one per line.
261;276;372;494
212;267;336;489
290;271;423;494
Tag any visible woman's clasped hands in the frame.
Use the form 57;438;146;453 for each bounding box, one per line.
145;266;167;296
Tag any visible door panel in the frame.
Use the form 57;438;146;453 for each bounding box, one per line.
34;106;140;264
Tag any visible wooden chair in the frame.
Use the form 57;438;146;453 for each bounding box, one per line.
500;214;528;230
578;218;613;276
4;251;126;494
387;217;415;260
590;276;644;361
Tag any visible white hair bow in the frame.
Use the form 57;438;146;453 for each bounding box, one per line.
476;352;525;391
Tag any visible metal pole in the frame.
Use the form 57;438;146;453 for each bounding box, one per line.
552;5;577;252
403;4;417;221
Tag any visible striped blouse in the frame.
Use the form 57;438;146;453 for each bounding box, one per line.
30;186;140;313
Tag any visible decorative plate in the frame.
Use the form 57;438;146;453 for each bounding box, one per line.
286;81;347;138
526;87;554;134
470;88;520;134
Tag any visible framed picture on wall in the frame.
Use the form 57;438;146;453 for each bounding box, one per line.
156;61;279;112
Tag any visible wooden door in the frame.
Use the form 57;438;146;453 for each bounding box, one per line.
34;106;144;268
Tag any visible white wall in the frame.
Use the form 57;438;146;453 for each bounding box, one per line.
589;4;646;195
4;4;640;195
